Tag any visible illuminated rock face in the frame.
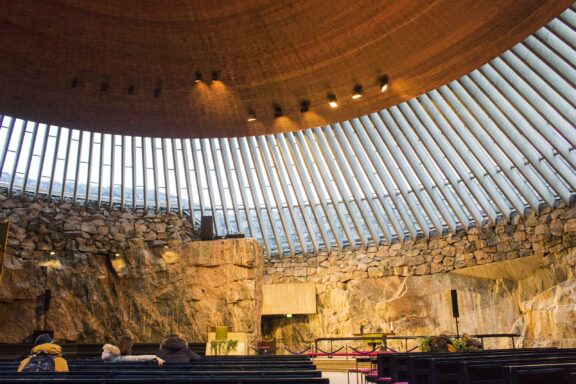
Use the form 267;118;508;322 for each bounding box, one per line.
264;204;576;349
0;197;263;343
0;194;574;349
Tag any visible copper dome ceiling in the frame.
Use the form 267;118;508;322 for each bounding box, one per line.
0;0;571;138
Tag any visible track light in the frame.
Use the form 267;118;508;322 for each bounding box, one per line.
211;71;219;81
327;93;338;108
300;100;310;113
195;71;203;83
352;84;363;99
247;110;257;122
273;104;283;118
379;75;389;93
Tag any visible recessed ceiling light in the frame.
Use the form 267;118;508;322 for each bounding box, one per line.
379;75;389;93
352;84;363;99
327;93;338;108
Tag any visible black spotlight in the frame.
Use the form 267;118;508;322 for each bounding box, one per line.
211;71;219;81
70;77;79;88
379;75;389;92
300;100;310;113
352;84;363;99
273;104;283;118
195;71;202;83
100;82;109;93
127;85;135;95
153;87;161;98
247;110;257;122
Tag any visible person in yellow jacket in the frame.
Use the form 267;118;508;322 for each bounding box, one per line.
17;334;69;372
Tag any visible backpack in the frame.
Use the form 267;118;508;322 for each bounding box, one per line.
21;351;56;372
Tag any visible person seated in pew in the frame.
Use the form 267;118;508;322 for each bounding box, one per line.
462;333;483;351
102;335;165;365
157;334;201;363
18;333;69;372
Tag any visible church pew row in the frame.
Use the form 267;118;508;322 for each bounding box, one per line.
408;350;576;384
0;378;330;384
373;348;576;384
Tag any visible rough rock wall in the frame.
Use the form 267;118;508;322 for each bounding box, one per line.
264;204;576;349
0;196;263;343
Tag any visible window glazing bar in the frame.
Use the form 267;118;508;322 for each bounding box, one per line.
236;137;272;255
331;124;393;242
190;139;206;217
244;136;283;254
480;63;576;169
406;99;488;225
385;108;460;232
364;114;437;234
294;131;346;249
131;137;137;209
171;138;183;216
8;120;27;196
256;135;297;255
210;139;230;232
200;139;218;233
341;121;406;240
350;118;419;238
449;80;555;206
58;128;73;200
22;122;39;194
285;132;338;250
0;117;16;180
467;71;576;194
109;135;116;206
535;26;576;69
151;138;160;212
162;138;171;212
500;51;576;126
84;132;93;204
227;138;257;240
218;138;242;234
394;104;473;229
142;137;148;211
181;139;195;219
72;130;84;203
47;127;62;201
266;134;316;253
275;133;325;252
521;37;575;88
429;89;521;216
120;136;126;210
321;126;381;245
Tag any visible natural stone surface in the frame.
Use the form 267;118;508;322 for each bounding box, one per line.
0;196;263;343
264;203;576;349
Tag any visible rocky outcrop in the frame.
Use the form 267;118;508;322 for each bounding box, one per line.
264;204;576;349
0;196;263;343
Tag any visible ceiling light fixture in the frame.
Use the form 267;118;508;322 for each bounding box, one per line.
153;87;161;98
352;84;363;99
300;100;310;113
273;104;283;118
327;93;338;108
247;110;257;122
211;71;219;81
379;75;389;93
195;71;203;83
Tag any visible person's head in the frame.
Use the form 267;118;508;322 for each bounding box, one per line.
34;333;53;346
101;343;121;361
160;333;188;350
117;335;133;356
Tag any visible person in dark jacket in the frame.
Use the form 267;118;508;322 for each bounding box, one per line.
157;334;201;363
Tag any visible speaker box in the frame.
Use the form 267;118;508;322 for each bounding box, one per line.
450;289;459;318
200;216;214;240
43;289;51;313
